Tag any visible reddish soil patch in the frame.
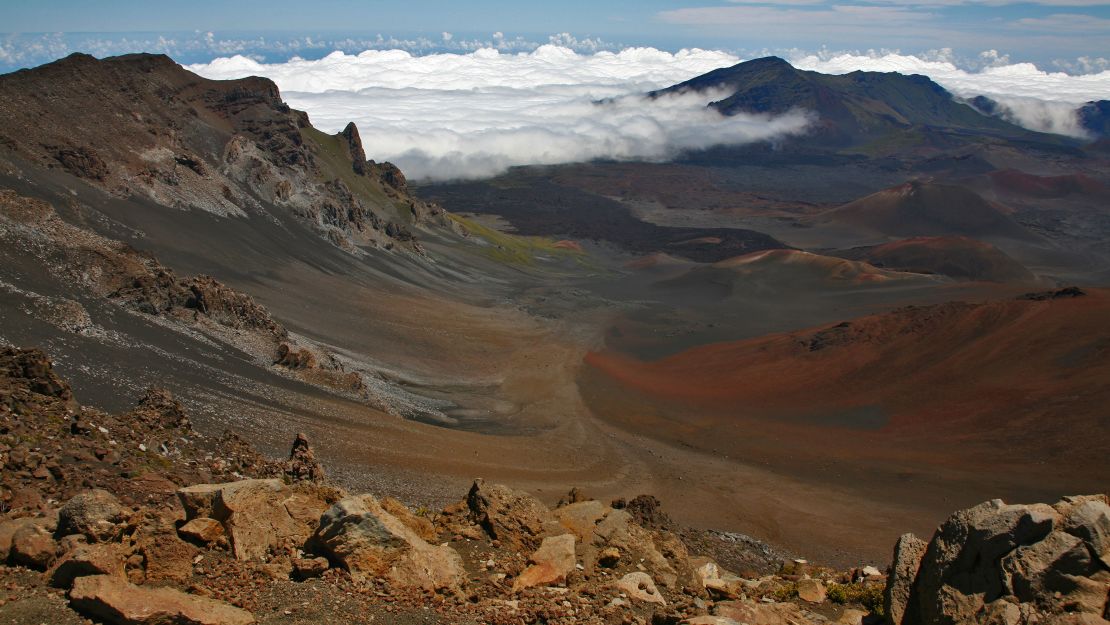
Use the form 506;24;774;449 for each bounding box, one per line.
989;169;1106;199
583;289;1110;514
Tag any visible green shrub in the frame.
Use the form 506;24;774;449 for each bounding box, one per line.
827;582;885;616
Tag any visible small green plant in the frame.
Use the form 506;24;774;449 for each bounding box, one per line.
827;582;886;616
771;582;799;602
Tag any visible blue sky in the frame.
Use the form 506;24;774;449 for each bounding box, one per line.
1;0;1108;71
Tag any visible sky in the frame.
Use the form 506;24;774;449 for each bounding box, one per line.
1;0;1109;70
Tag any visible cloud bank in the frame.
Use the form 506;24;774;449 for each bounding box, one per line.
189;46;1110;180
791;50;1110;136
192;47;812;180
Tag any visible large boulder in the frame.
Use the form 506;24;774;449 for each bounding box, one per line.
381;497;437;542
9;516;58;569
553;500;609;542
512;533;577;592
48;542;126;588
0;517;39;562
891;495;1110;625
69;574;255;625
884;533;928;624
177;479;329;560
467;479;557;550
58;489;129;542
310;494;465;591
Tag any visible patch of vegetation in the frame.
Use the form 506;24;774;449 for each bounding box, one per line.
827;582;886;616
447;213;585;266
300;127;405;222
771;581;799;602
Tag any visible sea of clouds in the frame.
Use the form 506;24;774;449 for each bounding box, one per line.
188;46;1110;181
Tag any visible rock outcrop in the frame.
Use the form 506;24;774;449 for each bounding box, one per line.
57;489;129;542
467;479;558;550
283;432;326;483
884;533;928;624
70;574;256;625
512;533;577;592
310;494;466;591
887;495;1110;625
177;478;329;561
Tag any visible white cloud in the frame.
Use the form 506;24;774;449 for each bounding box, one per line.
789;49;1110;103
190;47;811;180
790;50;1110;136
188;45;1110;180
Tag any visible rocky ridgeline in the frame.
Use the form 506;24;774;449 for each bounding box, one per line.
0;53;446;252
0;347;1107;625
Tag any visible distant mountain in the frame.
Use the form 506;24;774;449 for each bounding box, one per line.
822;180;1034;240
1078;100;1110;139
652;56;1071;151
835;236;1035;283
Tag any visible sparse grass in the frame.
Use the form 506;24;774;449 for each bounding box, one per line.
828;582;886;616
299;127;408;223
447;213;585;266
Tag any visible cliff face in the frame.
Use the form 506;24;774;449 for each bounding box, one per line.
0;53;445;252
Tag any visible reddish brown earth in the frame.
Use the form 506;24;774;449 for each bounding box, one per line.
582;289;1110;534
989;168;1107;198
835;236;1036;282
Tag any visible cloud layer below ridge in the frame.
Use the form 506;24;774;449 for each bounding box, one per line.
188;46;1110;180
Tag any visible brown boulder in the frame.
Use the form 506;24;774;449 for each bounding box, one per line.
467;479;557;550
58;489;129;542
512;533;577;592
553;500;609;542
177;479;328;560
381;497;437;542
9;516;58;569
48;543;125;588
69;574;255;625
311;494;465;591
132;510;199;583
797;578;827;603
177;517;225;545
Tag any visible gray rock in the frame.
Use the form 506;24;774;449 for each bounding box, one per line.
310;494;465;591
885;533;927;625
58;489;128;542
896;495;1110;625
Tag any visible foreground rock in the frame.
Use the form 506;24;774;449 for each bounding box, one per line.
467;479;558;550
884;533;928;624
888;495;1110;625
512;533;577;591
57;489;129;542
69;574;255;625
311;494;466;591
177;478;330;560
48;543;126;588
